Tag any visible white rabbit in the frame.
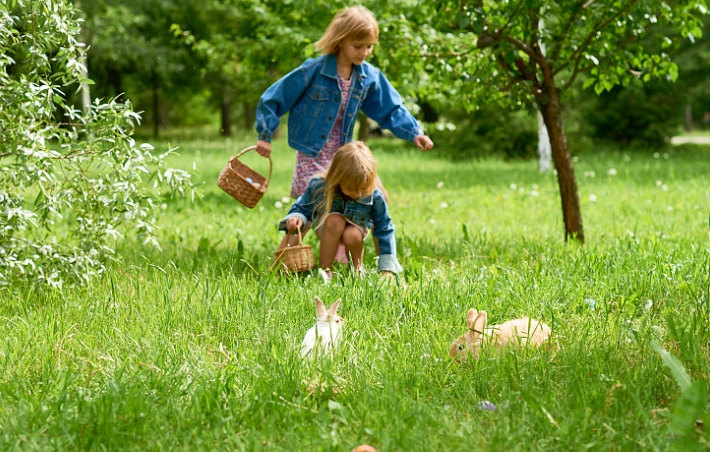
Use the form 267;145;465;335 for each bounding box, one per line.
450;308;551;362
301;296;343;357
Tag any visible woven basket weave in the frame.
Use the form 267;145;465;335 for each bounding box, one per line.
271;229;314;273
217;145;272;208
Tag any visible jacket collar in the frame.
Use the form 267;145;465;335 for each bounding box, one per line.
334;186;374;206
321;54;366;81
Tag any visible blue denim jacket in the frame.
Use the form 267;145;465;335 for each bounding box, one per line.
256;54;423;157
278;177;403;273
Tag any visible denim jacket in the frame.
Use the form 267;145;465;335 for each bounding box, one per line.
256;54;423;157
278;177;403;273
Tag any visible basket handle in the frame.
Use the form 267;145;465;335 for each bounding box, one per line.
231;145;273;186
287;227;305;247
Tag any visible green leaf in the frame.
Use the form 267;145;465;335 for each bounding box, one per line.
670;380;707;436
583;77;596;89
650;341;691;392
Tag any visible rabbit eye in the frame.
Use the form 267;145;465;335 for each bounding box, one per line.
458;344;465;351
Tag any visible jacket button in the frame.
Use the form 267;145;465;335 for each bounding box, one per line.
321;134;325;138
328;116;332;120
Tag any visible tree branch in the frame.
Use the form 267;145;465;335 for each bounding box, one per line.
560;21;653;91
549;2;586;62
561;1;641;81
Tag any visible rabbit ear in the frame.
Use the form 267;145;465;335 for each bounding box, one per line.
315;296;327;318
472;311;488;339
466;309;478;329
327;298;342;317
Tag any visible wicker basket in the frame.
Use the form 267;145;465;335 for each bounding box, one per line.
270;229;314;273
217;145;272;208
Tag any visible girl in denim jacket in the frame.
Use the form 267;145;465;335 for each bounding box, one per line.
254;5;433;197
279;142;401;279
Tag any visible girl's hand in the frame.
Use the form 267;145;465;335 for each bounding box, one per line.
285;217;303;232
255;140;271;158
414;134;434;152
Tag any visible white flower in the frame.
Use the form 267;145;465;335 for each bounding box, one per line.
663;153;669;159
589;194;597;202
439;202;448;208
656;180;663;187
510;183;517;190
281;196;290;204
607;168;617;176
160;203;167;211
644;299;653;311
274;201;283;208
573;156;579;163
437;181;445;189
653;152;660;159
661;184;668;192
429;218;436;224
529;190;539;197
584;171;596;178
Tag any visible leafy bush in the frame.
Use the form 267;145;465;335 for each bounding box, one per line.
579;82;684;149
0;0;193;289
429;107;538;161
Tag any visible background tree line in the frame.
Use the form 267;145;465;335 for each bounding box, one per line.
77;0;710;153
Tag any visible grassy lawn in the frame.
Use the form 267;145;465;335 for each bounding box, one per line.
1;134;708;451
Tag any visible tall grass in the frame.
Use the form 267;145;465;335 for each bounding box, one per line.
1;135;708;451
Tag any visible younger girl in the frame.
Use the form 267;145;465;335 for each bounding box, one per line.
278;142;401;278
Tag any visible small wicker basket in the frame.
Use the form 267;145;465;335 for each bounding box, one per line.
270;229;314;273
217;145;272;208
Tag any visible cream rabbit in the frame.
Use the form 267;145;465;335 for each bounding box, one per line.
450;308;551;362
301;296;343;357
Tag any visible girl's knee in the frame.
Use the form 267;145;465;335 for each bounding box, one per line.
342;226;364;247
322;215;346;233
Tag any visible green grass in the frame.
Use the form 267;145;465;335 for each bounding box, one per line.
1;135;709;451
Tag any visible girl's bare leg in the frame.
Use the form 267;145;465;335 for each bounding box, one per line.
318;215;346;269
341;225;365;270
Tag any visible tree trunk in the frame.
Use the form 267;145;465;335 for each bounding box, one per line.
243;100;252;131
109;68;123;102
221;97;232;136
539;85;584;243
357;112;369;142
684;102;693;132
152;71;160;139
537;111;552;172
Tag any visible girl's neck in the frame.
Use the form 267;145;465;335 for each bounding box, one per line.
336;53;353;80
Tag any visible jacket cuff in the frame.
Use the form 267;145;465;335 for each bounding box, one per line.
258;132;272;142
377;254;403;274
278;213;308;231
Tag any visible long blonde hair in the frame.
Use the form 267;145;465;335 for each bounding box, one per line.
314;141;378;230
314;6;379;55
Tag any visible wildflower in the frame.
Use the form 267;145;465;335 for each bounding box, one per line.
589;194;597;202
607;168;617;176
274;201;283;208
437;181;445;189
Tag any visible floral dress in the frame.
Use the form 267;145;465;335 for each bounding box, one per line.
290;76;352;199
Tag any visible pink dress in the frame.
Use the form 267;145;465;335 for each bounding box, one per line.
290;76;352;199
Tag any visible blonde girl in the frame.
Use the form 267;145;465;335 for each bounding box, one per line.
278;142;402;278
